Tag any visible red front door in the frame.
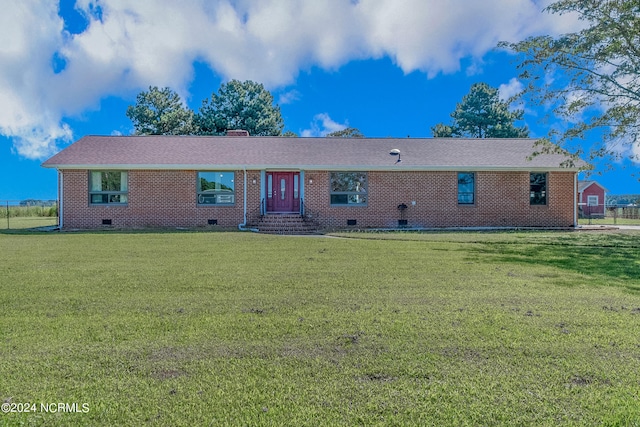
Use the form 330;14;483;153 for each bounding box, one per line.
266;172;300;213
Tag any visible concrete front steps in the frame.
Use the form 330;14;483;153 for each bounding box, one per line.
252;214;320;235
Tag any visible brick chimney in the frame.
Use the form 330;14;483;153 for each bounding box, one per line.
226;129;250;137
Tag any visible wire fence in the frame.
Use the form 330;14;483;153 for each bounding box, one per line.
579;204;640;225
1;200;58;230
2;199;637;230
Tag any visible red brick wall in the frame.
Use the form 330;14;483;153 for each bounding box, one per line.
245;171;263;224
302;170;576;229
61;170;248;229
60;169;576;229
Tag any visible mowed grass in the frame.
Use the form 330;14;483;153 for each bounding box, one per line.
0;205;58;230
0;216;58;230
1;230;640;426
578;217;640;226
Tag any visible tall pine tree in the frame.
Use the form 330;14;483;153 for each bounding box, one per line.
431;83;529;138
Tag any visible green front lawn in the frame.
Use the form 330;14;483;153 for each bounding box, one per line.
1;230;639;425
578;217;640;226
0;216;58;230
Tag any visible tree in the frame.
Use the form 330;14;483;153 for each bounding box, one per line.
431;82;529;138
126;87;195;135
499;0;640;165
325;127;364;138
195;80;284;136
430;123;454;138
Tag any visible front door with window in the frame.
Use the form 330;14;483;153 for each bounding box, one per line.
266;172;300;213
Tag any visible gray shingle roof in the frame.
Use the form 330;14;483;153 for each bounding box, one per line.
42;135;587;171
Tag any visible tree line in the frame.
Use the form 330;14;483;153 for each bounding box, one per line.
126;80;286;137
126;80;528;139
127;80;369;138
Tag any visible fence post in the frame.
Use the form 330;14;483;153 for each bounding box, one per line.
6;201;9;230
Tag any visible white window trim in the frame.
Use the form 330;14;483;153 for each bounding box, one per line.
197;171;236;205
329;172;368;206
89;171;128;205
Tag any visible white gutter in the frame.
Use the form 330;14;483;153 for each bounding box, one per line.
238;167;258;232
59;170;63;229
574;172;577;228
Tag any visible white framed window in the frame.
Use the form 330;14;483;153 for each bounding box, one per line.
587;195;598;207
89;171;128;205
330;172;367;205
197;172;235;205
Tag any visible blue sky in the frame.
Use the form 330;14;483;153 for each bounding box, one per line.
1;0;639;201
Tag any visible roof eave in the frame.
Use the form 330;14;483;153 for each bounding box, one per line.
43;164;584;172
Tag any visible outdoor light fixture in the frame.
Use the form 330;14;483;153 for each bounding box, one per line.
389;148;402;163
309;178;313;184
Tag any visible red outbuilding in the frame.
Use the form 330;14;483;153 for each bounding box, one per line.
578;180;607;218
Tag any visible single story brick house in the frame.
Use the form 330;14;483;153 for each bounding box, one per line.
42;133;585;232
578;180;607;218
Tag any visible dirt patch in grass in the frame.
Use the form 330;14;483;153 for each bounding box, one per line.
359;373;398;382
152;369;187;381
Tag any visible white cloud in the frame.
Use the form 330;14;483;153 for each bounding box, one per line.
12;123;73;160
0;1;73;159
498;78;524;102
498;77;533;120
0;0;583;158
277;90;301;105
605;133;640;165
301;113;347;137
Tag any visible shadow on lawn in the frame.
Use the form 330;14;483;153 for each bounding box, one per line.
473;242;640;293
